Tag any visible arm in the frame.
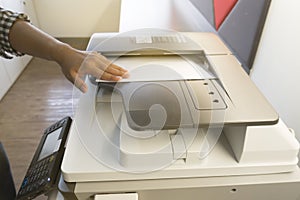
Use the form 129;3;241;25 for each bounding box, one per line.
8;20;127;93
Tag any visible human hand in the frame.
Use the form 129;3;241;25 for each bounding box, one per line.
8;20;127;92
56;45;128;93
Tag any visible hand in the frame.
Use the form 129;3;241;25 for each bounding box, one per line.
56;45;128;93
8;20;128;93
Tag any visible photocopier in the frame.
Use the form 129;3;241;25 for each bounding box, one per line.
49;29;300;200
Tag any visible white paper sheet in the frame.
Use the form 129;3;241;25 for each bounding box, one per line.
96;56;215;82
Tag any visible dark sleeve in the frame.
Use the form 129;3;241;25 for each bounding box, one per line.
0;7;30;59
0;142;16;199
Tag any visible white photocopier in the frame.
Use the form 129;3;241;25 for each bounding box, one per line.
50;30;300;200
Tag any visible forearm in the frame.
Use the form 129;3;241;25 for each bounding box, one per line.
8;20;70;63
7;19;128;93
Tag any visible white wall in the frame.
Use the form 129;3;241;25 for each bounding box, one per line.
0;0;38;100
0;60;11;100
251;1;300;142
32;0;121;37
1;0;39;27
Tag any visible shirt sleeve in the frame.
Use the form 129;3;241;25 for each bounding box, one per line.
0;7;30;59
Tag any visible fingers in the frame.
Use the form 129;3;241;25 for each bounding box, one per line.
74;76;88;93
65;51;128;93
100;71;122;81
105;63;128;77
83;52;128;81
95;53;128;76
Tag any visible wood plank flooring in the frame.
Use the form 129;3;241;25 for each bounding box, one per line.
0;38;89;199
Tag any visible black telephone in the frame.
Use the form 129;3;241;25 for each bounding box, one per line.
16;116;72;200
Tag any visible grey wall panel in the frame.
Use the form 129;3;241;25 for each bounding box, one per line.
218;0;271;72
189;0;215;28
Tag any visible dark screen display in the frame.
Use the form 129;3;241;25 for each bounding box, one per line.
37;127;62;161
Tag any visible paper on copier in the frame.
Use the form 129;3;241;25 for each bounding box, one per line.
96;55;216;82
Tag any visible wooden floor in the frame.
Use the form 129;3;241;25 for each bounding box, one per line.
0;38;89;199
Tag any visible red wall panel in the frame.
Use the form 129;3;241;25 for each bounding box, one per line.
214;0;238;30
